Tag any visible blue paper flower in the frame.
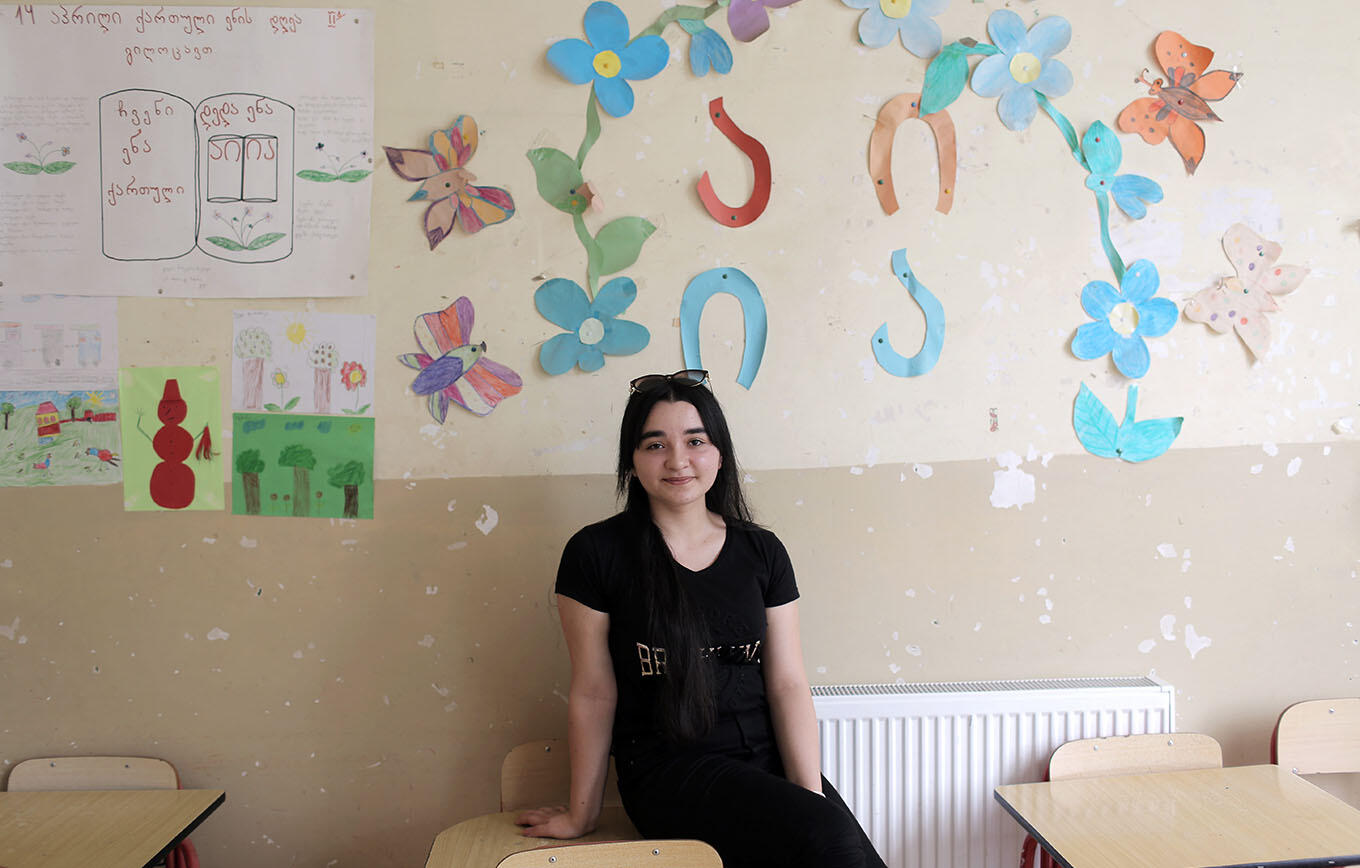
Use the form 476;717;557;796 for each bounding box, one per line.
970;10;1074;131
1081;121;1163;220
680;19;732;76
842;0;949;58
536;276;651;374
1071;259;1178;379
546;1;668;118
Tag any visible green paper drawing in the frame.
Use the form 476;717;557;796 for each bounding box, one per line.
232;413;374;519
118;366;224;511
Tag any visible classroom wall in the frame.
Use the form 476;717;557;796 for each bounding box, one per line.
2;0;1357;866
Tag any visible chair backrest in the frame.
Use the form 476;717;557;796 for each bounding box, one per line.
7;756;180;791
501;739;621;812
1274;698;1360;775
497;840;721;868
1047;732;1222;782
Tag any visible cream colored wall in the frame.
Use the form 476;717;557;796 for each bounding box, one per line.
2;1;1358;866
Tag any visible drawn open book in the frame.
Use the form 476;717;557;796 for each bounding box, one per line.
99;89;295;263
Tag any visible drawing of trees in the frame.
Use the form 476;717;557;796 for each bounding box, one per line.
237;448;266;515
66;395;82;420
278;443;316;516
234;327;272;410
1;402;13;430
309;342;339;413
326;460;365;519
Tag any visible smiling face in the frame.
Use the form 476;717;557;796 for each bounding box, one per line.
631;399;722;515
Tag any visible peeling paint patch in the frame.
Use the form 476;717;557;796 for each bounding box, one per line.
849;466;864;475
446;500;457;512
1262;442;1279;457
1250;464;1263;475
0;616;20;641
202;536;217;544
417;634;435;648
240;537;258;549
1286;457;1302;477
475;505;499;535
1159;615;1177;641
989;451;1035;510
446;541;468;551
0;559;12;568
1138;639;1157;653
1283;536;1295;553
1185;624;1212;659
905;645;922;656
1156;543;1177;559
913;463;933;479
206;627;230;641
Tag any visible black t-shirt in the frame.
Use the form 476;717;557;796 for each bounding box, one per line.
554;512;799;752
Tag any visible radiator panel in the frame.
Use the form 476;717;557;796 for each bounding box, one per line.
813;677;1174;868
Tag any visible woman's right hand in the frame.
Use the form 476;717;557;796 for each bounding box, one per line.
514;805;597;839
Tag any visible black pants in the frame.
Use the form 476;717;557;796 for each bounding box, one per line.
615;716;888;868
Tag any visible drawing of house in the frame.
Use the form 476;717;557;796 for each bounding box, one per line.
78;409;118;423
35;401;61;441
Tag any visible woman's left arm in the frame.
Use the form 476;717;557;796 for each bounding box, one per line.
763;600;824;795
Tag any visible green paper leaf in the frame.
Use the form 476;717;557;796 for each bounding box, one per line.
336;169;372;183
284;396;300;410
247;232;286;250
205;236;246;251
42;161;75;174
920;44;969;116
4;161;42;175
297;169;338;182
527;147;587;214
594;217;656;277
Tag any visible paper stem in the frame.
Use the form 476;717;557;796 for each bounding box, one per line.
1035;92;1085;170
573;212;600;299
1123;385;1139;426
1095;193;1127;284
638;2;720;38
575;94;601;169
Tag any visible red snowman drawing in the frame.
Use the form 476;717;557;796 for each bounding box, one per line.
135;379;215;509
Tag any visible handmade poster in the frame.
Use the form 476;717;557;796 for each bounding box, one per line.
231;412;373;519
1;6;374;297
1183;223;1308;359
232;311;375;415
0;388;122;486
1117;31;1242;175
0;294;119;388
117;366;223;510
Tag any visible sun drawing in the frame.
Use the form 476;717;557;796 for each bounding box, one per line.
283;318;313;354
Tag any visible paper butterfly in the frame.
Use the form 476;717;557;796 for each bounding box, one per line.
1117;31;1242;175
383;115;515;250
1073;383;1182;463
397;297;522;422
1183;223;1308;360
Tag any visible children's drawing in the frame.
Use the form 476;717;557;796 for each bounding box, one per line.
5;132;75;175
1073;383;1182;463
537;277;650;375
840;0;946;57
397;297;522;422
969;11;1073;131
868;93;957;215
99;90;295;264
0;389;122;487
1117;31;1242;175
297;142;373;183
871;249;945;378
232;413;374;519
383;115;514;250
696;97;772;227
1070;259;1177;379
679;268;767;390
1184;223;1309;360
232;311;376;416
0;295;119;389
118;366;223;511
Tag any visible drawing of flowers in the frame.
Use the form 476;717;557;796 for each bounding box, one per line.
727;0;802;43
681;19;733;76
536;276;650;374
1070;259;1177;379
841;0;948;57
5;133;75;175
970;10;1073;131
206;207;286;251
1081;121;1163;220
264;368;299;412
546;1;669;118
340;361;370;414
297;142;373;183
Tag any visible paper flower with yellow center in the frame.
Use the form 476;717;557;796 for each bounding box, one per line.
546;1;668;118
1071;259;1177;379
970;9;1073;131
841;0;948;58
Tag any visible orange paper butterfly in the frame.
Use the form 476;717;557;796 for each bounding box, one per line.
1117;31;1242;175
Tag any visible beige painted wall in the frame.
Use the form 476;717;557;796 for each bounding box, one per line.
2;0;1358;866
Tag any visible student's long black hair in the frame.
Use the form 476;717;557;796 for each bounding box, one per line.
616;379;753;744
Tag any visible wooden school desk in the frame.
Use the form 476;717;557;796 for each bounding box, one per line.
424;805;639;868
994;763;1360;868
0;787;225;868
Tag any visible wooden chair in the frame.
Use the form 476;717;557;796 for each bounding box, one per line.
1019;733;1222;868
1272;697;1360;774
498;839;720;868
500;739;622;813
7;756;200;868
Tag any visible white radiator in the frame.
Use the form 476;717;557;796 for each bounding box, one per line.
812;676;1175;868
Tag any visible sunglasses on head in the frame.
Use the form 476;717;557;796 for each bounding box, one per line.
628;369;709;393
